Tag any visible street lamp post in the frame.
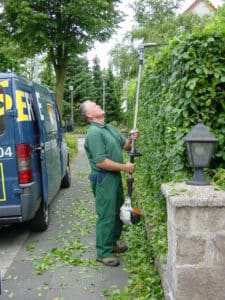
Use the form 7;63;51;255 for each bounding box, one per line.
102;75;106;112
69;85;74;130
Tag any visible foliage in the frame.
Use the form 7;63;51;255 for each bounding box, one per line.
64;133;78;159
92;56;104;106
62;55;124;125
32;191;98;276
104;66;123;123
34;238;86;275
126;28;225;263
39;59;56;91
0;28;28;74
0;51;21;73
110;43;139;79
106;221;165;299
72;126;88;135
206;4;225;33
110;10;225;298
213;168;225;191
0;0;122;115
125;78;137;128
63;56;95;124
110;0;210;126
131;0;208;43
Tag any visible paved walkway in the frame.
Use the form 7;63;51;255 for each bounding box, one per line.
0;137;128;299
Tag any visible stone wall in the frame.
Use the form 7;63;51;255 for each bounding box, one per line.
160;182;225;300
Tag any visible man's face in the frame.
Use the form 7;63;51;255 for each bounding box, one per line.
85;101;105;120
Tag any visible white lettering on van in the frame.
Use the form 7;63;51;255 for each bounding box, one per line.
44;139;57;151
16;91;36;121
0;147;13;158
35;92;44;121
51;139;57;149
25;93;35;121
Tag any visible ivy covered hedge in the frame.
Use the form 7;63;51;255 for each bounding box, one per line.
129;29;225;259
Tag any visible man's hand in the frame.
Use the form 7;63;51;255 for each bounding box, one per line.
123;162;136;174
96;159;135;174
129;129;139;140
123;129;139;151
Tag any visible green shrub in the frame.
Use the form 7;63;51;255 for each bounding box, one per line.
213;168;225;190
65;132;78;159
73;125;88;134
126;29;225;292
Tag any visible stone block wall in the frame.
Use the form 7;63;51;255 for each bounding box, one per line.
161;182;225;300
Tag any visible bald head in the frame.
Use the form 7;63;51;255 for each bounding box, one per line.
79;101;105;124
79;100;92;123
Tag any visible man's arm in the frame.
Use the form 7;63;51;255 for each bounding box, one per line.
123;129;139;151
96;158;135;174
123;138;132;151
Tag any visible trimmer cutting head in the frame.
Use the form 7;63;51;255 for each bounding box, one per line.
120;197;141;225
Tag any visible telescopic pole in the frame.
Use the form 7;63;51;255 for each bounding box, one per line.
131;42;161;153
128;42;162;198
121;42;164;225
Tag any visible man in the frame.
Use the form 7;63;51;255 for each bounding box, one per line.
79;100;138;267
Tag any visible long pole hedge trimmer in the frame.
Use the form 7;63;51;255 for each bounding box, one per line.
120;43;162;225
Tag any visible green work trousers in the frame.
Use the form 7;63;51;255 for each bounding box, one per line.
90;171;124;258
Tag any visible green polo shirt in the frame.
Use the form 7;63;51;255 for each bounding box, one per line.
84;122;126;172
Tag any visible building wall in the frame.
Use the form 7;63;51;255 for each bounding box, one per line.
191;1;215;17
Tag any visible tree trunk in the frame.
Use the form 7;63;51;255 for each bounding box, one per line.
55;65;66;118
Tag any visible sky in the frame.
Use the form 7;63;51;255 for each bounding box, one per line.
87;0;224;69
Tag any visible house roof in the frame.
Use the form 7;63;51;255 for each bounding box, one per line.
185;0;217;13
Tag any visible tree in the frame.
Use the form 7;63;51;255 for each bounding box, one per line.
39;59;56;91
63;56;95;124
110;43;139;80
0;37;25;73
0;0;122;116
92;56;103;105
110;0;207;79
132;0;180;42
0;51;20;73
206;2;225;33
104;66;122;123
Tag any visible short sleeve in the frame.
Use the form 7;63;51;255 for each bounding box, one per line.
119;133;126;148
86;131;106;163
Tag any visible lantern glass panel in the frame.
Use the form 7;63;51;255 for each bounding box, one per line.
189;142;215;168
186;143;193;167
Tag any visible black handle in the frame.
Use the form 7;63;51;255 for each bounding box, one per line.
128;148;142;163
127;176;134;198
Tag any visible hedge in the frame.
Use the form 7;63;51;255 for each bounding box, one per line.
129;29;225;259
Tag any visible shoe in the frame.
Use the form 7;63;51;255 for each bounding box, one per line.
113;243;128;253
96;256;120;267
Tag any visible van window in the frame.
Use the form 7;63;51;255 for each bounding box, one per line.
35;86;58;136
46;103;58;133
0;85;6;135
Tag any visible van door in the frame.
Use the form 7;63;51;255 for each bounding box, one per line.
50;93;69;182
33;83;62;203
0;80;21;218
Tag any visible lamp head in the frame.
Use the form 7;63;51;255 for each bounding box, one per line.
184;121;217;185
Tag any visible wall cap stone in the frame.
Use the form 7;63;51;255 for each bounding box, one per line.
161;182;225;207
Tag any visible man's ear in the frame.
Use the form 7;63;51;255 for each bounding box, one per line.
86;111;91;119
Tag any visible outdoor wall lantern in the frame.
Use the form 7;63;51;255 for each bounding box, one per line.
184;121;217;186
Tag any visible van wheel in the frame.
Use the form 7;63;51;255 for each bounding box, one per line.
61;164;71;188
30;201;49;232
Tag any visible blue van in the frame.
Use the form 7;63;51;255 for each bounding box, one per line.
0;73;71;231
